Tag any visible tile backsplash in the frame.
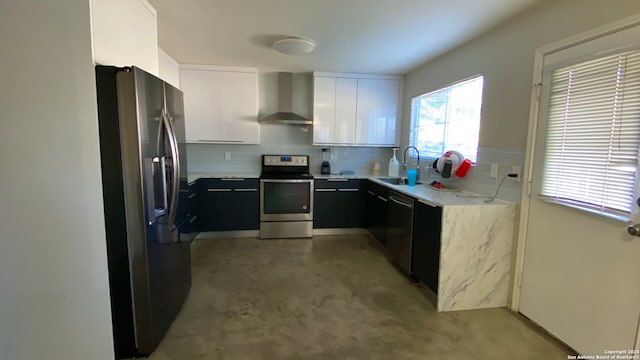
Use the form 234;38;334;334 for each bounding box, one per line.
187;124;394;175
422;147;525;203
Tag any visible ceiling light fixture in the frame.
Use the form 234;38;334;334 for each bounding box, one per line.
272;37;316;55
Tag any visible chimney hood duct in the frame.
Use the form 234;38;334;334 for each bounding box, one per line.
260;72;312;125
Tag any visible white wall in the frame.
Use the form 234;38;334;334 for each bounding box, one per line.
0;1;114;359
404;0;640;201
159;47;181;89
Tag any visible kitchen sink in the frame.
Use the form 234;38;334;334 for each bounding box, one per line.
377;177;423;185
423;182;459;192
378;177;403;185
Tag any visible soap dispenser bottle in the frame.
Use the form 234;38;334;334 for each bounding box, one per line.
388;148;400;177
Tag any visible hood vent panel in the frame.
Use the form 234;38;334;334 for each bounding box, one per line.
260;73;312;125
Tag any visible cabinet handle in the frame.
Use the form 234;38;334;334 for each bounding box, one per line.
389;195;414;209
418;199;438;208
179;189;190;193
338;188;359;192
197;140;243;143
234;188;258;192
377;195;388;202
315;188;337;192
327;178;349;182
188;193;196;199
208;188;232;192
189;215;198;223
220;178;246;181
367;190;376;196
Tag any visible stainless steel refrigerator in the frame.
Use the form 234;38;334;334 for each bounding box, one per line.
95;66;193;358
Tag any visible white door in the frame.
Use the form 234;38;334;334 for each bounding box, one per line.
520;23;640;355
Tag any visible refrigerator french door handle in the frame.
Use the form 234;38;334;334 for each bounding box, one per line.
161;110;180;230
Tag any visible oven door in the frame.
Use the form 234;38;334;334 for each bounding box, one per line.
260;179;314;221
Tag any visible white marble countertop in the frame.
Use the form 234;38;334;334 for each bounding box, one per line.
187;172;511;206
367;177;512;207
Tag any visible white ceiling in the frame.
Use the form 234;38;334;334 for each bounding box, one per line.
148;0;541;75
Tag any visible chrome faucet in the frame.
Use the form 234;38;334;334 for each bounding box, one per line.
403;146;421;182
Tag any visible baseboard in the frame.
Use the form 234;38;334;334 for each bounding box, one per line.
195;230;259;240
312;228;367;236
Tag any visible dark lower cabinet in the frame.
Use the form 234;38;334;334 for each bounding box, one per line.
177;181;199;242
411;201;442;294
365;181;389;246
314;179;365;228
196;178;259;231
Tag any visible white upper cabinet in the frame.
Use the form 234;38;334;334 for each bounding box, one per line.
355;78;401;146
313;77;357;144
91;0;159;75
313;72;402;147
180;65;260;144
158;48;180;89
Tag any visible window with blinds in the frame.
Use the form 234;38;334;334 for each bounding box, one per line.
410;76;483;162
541;50;640;217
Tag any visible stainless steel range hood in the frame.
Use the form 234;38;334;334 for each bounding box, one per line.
260;72;312;125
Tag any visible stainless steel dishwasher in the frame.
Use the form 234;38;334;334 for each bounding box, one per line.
387;190;415;274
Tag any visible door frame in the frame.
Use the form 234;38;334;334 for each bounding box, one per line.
510;13;640;346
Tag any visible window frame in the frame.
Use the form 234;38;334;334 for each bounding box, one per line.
409;74;484;162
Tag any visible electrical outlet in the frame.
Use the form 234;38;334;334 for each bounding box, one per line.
224;152;231;161
490;163;499;178
512;166;522;181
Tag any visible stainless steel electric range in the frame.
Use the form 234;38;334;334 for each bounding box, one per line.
259;155;314;239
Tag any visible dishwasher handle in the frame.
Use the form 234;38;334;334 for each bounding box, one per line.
389;195;414;209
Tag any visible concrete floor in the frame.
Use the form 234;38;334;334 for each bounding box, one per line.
148;234;569;359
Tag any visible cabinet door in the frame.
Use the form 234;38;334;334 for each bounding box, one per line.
314;179;364;228
197;179;259;231
411;201;442;294
91;0;158;75
180;69;220;142
230;187;259;230
365;181;388;246
334;78;357;144
335;183;364;228
313;188;338;228
377;79;401;145
198;188;235;231
180;67;259;144
313;77;336;144
355;79;400;146
355;79;378;145
217;71;259;143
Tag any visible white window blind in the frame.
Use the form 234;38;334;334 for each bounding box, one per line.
541;50;640;216
410;76;483;162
